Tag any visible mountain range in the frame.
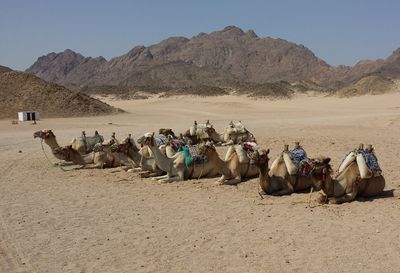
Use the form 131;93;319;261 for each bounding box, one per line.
26;26;400;90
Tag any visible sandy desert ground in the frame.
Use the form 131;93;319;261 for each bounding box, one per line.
1;93;400;273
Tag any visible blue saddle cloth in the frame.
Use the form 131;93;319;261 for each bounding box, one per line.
360;149;382;173
289;147;312;176
289;148;308;167
155;135;168;146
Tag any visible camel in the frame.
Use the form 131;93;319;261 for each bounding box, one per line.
197;142;259;185
310;157;386;204
70;130;104;154
183;120;256;146
111;137;165;177
222;121;256;146
52;142;127;169
250;147;314;196
182;120;223;145
142;133;221;183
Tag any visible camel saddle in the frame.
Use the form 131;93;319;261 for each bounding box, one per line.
183;145;208;167
289;147;313;176
242;141;259;159
169;139;186;151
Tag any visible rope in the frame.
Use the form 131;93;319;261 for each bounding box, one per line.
40;139;67;172
307;187;314;208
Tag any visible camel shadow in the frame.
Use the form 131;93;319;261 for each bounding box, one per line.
356;189;396;202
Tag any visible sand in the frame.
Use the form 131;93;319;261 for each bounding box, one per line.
1;93;399;273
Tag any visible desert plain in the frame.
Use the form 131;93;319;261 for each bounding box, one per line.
1;93;400;273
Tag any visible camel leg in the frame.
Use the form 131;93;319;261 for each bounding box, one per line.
140;171;163;178
271;182;294;196
144;172;162;178
223;176;242;185
56;161;75;167
152;174;169;181
127;167;143;173
159;175;182;183
330;188;358;204
83;163;103;169
221;140;233;146
215;175;227;185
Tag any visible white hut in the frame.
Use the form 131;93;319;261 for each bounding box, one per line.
18;111;40;121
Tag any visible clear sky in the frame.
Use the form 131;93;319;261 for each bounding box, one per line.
1;0;400;70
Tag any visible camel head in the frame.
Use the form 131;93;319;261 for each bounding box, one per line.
142;132;156;147
110;142;128;154
112;135;138;154
310;157;332;190
33;129;55;140
249;149;270;166
159;128;175;138
204;126;216;137
198;141;216;156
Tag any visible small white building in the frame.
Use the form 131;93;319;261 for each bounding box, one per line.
18;111;40;121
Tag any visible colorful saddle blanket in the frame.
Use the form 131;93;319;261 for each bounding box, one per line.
170;139;186;151
183;145;208;167
289;147;312;176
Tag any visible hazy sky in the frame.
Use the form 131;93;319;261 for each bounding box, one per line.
1;0;400;70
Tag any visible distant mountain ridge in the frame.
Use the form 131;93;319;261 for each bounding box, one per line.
26;26;400;89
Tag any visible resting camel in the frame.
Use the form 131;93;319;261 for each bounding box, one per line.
310;157;386;204
183;120;256;146
53;143;127;169
70;130;104;154
250;148;314;196
142;133;220;183
182;120;223;145
198;142;259;185
111;137;165;177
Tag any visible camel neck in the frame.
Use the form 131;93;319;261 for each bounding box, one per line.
321;174;335;197
45;137;60;152
129;148;142;165
258;162;271;194
148;144;173;172
207;150;231;177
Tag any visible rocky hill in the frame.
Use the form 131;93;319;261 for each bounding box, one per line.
25;26;381;88
336;75;399;97
0;71;120;119
0;65;12;73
